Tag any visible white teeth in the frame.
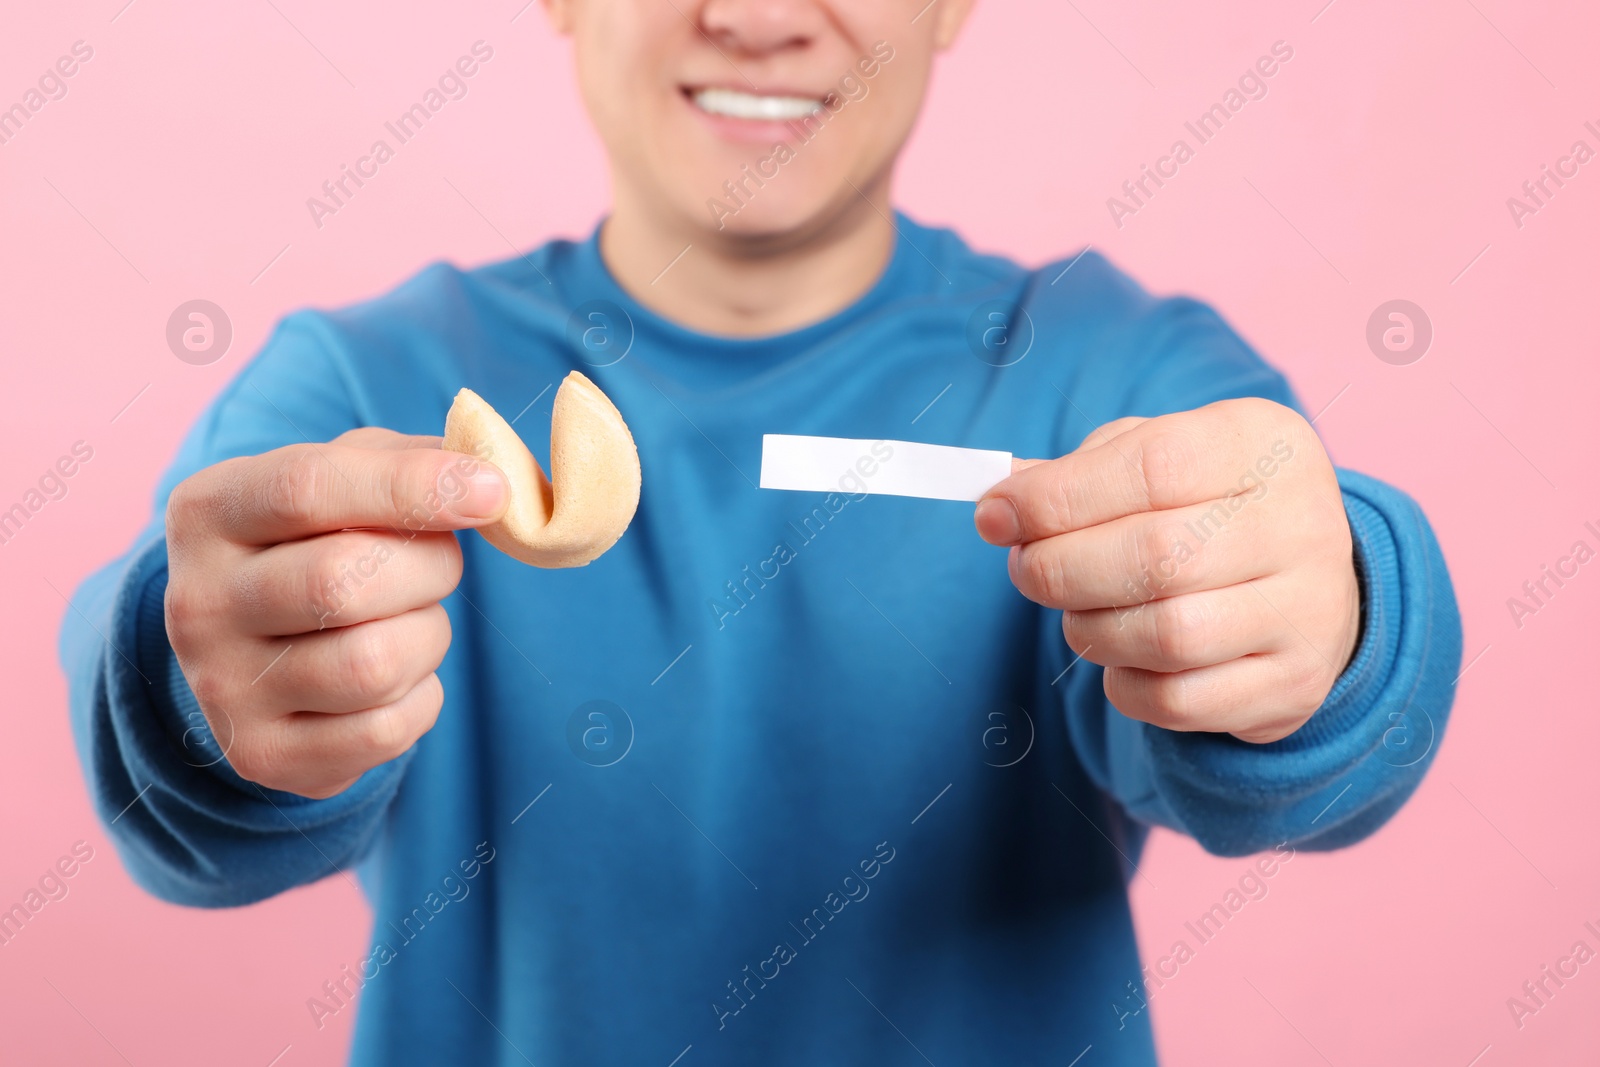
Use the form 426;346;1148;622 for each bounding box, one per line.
691;88;823;121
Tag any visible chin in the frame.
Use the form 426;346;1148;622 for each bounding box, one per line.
697;200;825;243
677;163;865;248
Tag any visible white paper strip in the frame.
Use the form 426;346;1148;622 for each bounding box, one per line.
760;434;1013;502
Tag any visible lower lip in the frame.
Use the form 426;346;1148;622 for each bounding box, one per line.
683;93;822;144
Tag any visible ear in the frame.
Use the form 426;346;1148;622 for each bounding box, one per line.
931;0;977;50
542;0;575;35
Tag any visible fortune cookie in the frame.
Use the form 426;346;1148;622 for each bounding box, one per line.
442;371;641;568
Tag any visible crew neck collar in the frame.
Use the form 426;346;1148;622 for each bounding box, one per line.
563;212;923;363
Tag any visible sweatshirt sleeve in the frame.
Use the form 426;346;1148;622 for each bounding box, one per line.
1053;298;1463;856
59;314;410;907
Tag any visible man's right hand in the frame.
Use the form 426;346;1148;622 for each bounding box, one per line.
162;428;508;799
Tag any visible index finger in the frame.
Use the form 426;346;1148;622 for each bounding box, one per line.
976;404;1282;546
1000;415;1147;478
203;441;508;546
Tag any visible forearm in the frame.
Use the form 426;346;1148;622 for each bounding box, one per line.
60;315;415;905
63;530;407;906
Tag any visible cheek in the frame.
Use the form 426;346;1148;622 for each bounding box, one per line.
572;16;668;151
576;55;644;155
840;66;925;164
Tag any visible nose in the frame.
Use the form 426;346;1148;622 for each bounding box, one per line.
699;0;823;58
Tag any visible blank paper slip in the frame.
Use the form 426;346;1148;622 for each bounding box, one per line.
759;434;1013;502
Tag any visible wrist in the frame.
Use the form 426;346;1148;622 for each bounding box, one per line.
1338;542;1365;675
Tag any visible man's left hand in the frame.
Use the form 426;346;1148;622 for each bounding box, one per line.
975;397;1361;744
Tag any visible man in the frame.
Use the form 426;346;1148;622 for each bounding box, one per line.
62;1;1460;1063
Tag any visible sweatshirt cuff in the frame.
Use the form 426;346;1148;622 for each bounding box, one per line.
1253;471;1396;751
1138;467;1459;853
113;533;411;826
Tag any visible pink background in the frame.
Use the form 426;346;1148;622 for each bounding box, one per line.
3;1;1597;1063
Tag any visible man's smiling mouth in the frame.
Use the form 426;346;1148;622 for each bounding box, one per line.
688;87;825;121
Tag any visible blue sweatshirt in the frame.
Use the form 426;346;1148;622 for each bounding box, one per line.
62;214;1460;1066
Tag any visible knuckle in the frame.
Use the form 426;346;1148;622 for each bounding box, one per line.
420;603;453;660
1144;673;1193;726
430;533;465;592
164;476;201;536
1245;396;1297;430
416;672;446;721
434;451;474;501
224;729;275;786
1078;417;1144;456
1061;611;1093;655
223;745;259;783
339;625;402;706
172;458;273;556
1219;395;1268;420
385;462;419;530
355;685;436;765
1150;597;1208;665
408;454;475;532
1136;520;1195;592
164;465;229;551
395;462;448;535
163;580;206;650
184;664;229;714
1017;544;1071;605
1033;476;1076;536
1136;430;1198;508
219;562;269;624
259;447;325;530
1092;417;1141;443
333;427;389;449
303;541;356;628
1286;657;1332;716
355;705;410;765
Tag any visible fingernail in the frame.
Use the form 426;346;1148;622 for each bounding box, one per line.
454;468;507;518
975;497;1021;544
